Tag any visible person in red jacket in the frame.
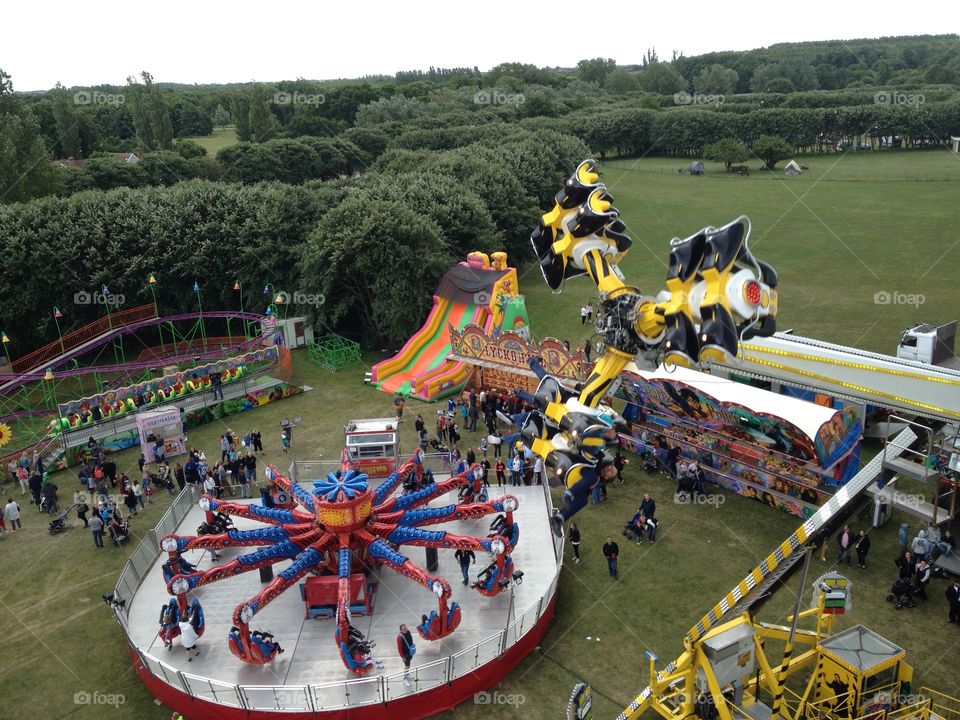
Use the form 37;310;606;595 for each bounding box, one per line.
397;624;416;687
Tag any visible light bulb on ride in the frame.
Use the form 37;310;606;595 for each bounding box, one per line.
198;497;211;512
491;538;506;555
160;536;179;552
171;577;190;595
431;581;444;597
503;497;518;512
240;605;254;624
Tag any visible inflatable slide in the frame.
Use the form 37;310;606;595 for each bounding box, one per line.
371;252;527;401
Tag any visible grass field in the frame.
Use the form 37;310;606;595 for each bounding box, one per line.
2;149;959;720
183;125;238;157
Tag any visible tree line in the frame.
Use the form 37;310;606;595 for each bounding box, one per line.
0;126;586;349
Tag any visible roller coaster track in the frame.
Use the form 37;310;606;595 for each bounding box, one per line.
616;426;918;720
0;307;268;396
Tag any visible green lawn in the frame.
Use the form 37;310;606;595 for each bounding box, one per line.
183;125;238;157
3;149;960;720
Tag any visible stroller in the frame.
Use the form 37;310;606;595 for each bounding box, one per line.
886;577;917;609
429;438;448;453
48;503;77;535
109;517;132;546
638;450;660;474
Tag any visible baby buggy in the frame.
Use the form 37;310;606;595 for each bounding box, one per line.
109;517;132;546
48;503;77;535
638;450;659;474
886;578;916;609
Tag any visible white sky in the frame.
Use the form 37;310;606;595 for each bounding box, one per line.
5;0;956;91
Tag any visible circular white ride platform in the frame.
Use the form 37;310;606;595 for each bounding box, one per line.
115;479;562;720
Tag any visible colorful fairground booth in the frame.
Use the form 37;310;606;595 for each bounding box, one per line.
447;324;591;399
617;364;863;518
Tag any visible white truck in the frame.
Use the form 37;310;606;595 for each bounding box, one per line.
896;321;959;368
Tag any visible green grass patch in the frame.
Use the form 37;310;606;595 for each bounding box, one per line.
183;125;239;157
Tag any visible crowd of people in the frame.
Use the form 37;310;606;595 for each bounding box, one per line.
0;424;270;545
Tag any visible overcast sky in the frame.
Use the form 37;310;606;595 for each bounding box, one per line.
5;0;956;91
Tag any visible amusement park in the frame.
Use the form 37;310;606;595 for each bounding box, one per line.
3;20;960;720
1;156;958;720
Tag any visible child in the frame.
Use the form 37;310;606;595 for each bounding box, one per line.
281;428;291;454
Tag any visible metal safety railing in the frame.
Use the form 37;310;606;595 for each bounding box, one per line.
110;471;561;712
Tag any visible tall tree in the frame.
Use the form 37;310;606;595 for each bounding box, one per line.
576;58;617;85
694;64;740;95
0;68;55;204
50;83;82;158
126;71;173;150
213;103;231;129
248;86;276;141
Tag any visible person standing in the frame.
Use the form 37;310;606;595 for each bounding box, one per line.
583;339;592;363
509;454;522;487
495;459;506;487
898;523;909;554
914;559;931;601
414;414;425;434
480;457;491;487
4;497;22;531
533;456;544;486
175;463;186;491
580;304;588;325
602;536;619;578
586;302;593;322
855;529;871;568
569;523;581;564
946;579;960;624
836;524;853;566
394;394;405;423
455;548;475;586
640;493;656;521
180;611;201;661
281;428;291;454
89;513;104;548
397;624;416;687
76;500;90;528
895;551;915;580
613;451;627;484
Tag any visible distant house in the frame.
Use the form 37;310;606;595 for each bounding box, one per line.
951;137;960;153
52;152;143;168
688;160;705;175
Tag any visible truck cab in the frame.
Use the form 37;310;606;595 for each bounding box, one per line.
896;321;958;367
343;418;401;478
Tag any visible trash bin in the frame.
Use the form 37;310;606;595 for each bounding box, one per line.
425;547;438;573
260;565;274;583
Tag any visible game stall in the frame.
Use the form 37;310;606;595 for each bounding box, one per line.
447;324;591;399
616;364;863;518
136;408;187;463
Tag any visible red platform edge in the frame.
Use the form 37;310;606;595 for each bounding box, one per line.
134;593;557;720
